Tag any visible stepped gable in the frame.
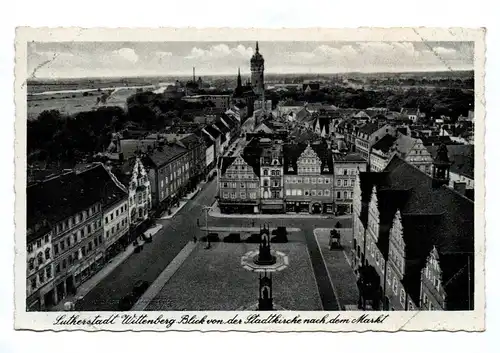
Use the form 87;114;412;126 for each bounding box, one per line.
400;213;443;305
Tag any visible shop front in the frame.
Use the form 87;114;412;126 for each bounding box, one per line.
260;202;285;214
219;201;258;214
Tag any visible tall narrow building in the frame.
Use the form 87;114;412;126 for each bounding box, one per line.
250;41;265;96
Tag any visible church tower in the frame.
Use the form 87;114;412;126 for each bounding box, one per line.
250;41;265;96
432;143;452;188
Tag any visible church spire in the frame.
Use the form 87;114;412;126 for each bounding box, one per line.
237;67;242;88
256;41;259;53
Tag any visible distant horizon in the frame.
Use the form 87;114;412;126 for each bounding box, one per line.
27;68;474;82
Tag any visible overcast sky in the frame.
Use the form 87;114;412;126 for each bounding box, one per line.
28;41;474;78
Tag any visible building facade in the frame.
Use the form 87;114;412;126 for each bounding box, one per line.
333;152;367;214
283;142;334;214
259;139;285;213
218;155;260;213
144;144;190;210
26;224;54;311
355;123;396;161
352;150;473;311
27;164;127;310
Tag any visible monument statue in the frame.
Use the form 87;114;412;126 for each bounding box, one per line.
258;272;273;311
255;225;277;265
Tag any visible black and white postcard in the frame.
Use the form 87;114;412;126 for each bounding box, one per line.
14;27;485;331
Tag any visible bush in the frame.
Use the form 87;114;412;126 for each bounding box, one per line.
335;221;342;229
223;233;241;243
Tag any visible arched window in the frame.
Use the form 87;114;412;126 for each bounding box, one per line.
44;248;50;260
28;258;35;270
37;252;43;266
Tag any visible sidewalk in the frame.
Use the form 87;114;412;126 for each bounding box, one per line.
313;228;359;310
158;187;200;220
51;222;163;311
132;241;197;311
208;201;352;220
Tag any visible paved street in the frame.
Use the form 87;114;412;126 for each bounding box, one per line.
78;176;354;311
77;179;219;311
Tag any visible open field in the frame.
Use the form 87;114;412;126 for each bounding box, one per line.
145;242;323;311
27;88;139;120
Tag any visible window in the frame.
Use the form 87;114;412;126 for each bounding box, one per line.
263;169;268;176
343;169;347;175
66;238;71;248
36;239;42;248
344;180;348;186
317;190;323;196
44;235;49;243
106;230;110;238
324;189;330;196
297;189;303;196
44;248;50;260
337;192;341;199
311;190;316;196
393;278;398;293
240;183;245;188
28;258;34;270
344;191;348;199
325;178;330;184
94;238;98;247
62;259;67;269
54;244;59;255
55;264;60;274
400;289;406;305
88;242;92;252
311;178;316;184
351;180;355;187
291;189;297;196
37;252;43;266
231;193;236;199
318;178;323;184
31;278;37;290
337;180;341;186
286;189;291;196
105;216;108;224
240;192;246;198
27;244;33;253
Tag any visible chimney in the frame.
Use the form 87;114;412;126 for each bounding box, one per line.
453;181;467;195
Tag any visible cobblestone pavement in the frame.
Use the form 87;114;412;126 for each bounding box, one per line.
77;174;354;311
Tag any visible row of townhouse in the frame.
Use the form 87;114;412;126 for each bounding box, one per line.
217;139;368;215
26;164;133;311
352;147;474;311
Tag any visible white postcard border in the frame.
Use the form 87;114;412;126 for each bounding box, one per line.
14;27;486;332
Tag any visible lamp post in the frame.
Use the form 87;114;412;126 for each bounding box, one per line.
202;206;211;249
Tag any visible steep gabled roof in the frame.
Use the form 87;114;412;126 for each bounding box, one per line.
372;134;397;153
219;156;237;175
27;164;127;242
